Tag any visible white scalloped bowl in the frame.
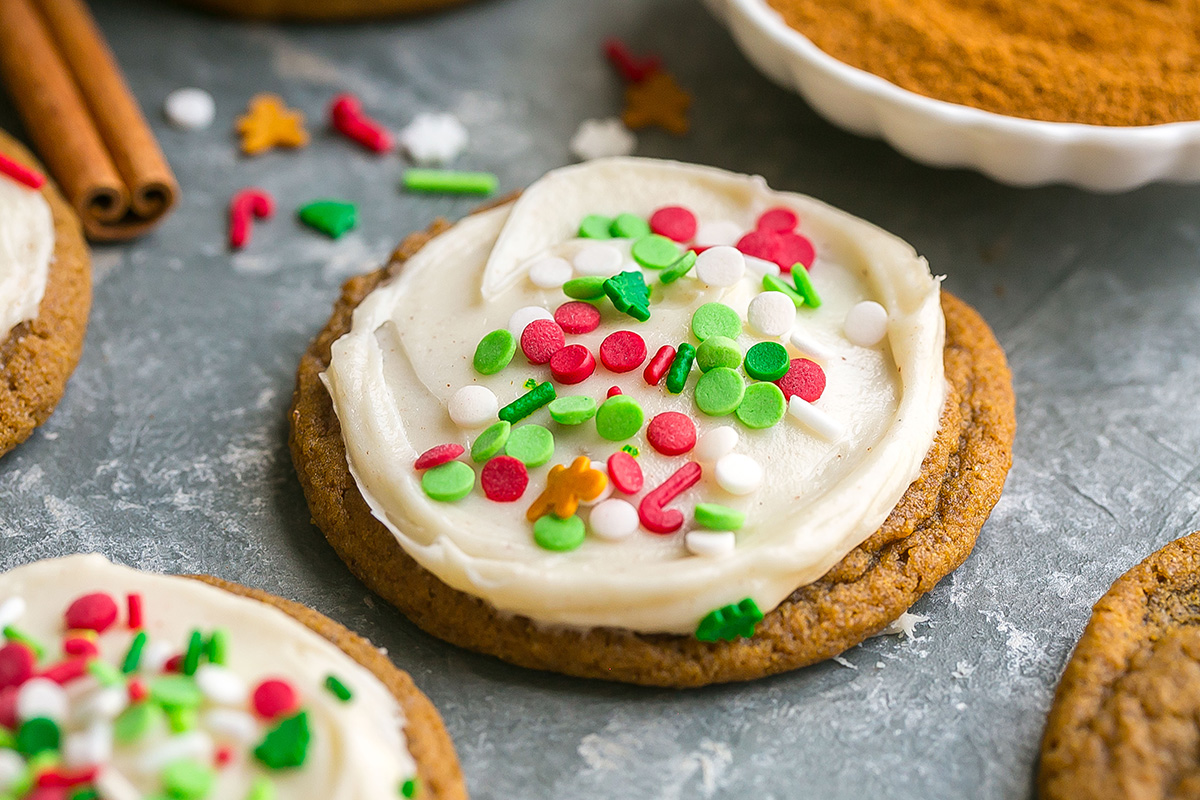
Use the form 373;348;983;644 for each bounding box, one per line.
705;0;1200;192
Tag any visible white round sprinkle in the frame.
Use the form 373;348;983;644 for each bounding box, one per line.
163;88;215;131
135;731;213;774
694;245;745;287
95;767;141;800
788;395;845;441
694;219;742;248
573;243;623;277
743;255;780;278
527;256;573;289
63;723;113;768
0;749;24;790
398;112;469;166
0;597;26;629
447;385;498;428
694;426;739;463
76;686;127;722
17;677;67;722
844;301;889;347
686;531;737;557
579;461;614;507
195;664;248;706
747;291;796;338
204;708;259;744
588;499;639;540
789;328;835;362
714;453;763;496
569;118;637;161
141;640;173;673
507;305;554;337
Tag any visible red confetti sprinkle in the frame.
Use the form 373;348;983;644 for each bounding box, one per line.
329;94;393;153
481;455;529;502
606;451;643;494
215;745;234;767
602;38;661;83
644;344;676;386
638;462;703;534
775;358;826;403
0;687;16;729
164;654;184;673
0;153;45;190
40;659;88;686
735;229;780;265
36;768;97;789
127;593;143;629
65;593;118;633
773;232;816;272
228;188;274;250
414;443;465;471
549;343;596;385
520;318;565;365
63;637;99;659
756;207;798;233
127;679;148;702
606;386;623;398
646;412;697;456
25;787;67;800
554;301;601;335
649;206;697;242
0;643;35;690
252;679;299;720
599;330;647;373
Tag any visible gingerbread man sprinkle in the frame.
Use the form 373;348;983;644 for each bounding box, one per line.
526;456;608;522
622;71;692;136
236;94;310;156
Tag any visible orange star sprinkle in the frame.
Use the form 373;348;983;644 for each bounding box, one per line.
622;71;692;136
526;456;608;522
236;94;310;156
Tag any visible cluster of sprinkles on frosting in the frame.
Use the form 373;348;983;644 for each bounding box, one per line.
0;589;418;800
414;202;895;641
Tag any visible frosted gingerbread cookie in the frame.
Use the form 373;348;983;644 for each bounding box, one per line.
0;131;90;458
290;158;1016;687
0;555;465;799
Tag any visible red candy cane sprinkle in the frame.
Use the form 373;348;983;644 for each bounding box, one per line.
638;462;703;534
414;443;466;471
606;386;623;398
252;679;299;720
228;188;274;250
481;455;530;502
649;206;697;243
599;330;647;373
775;358;827;403
606;451;644;495
520;318;565;364
127;593;144;629
64;593;118;633
36;768;98;789
646;412;697;456
549;344;596;385
0;154;45;190
756;207;798;233
602;38;662;83
0;643;35;690
330;94;394;154
554;301;601;335
644;344;676;386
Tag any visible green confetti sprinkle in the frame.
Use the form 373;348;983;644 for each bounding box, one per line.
87;659;122;687
504;424;555;467
735;382;787;429
69;788;99;800
691;302;741;341
115;703;166;744
609;212;651;239
182;630;204;676
150;676;204;710
762;274;803;307
595;395;644;441
297;199;357;239
562;276;607;300
630;234;681;269
602;271;651;322
121;630;147;674
743;341;790;381
498;381;556;424
324;675;353;702
161;759;213;800
665;343;697;395
255;712;311;770
658;251;697;284
245;777;275;800
15;718;58;757
473;329;517;375
420;461;476;502
532;514;586;552
547;395;597;426
471;421;512;462
577;214;614;240
695;598;763;642
402;170;497;196
167;706;198;734
694;367;745;417
694;503;745;531
695;336;742;372
791;267;821;308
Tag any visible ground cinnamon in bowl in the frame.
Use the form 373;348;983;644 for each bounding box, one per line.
765;0;1200;127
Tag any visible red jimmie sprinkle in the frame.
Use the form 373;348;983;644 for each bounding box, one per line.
252;679;299;720
63;637;99;659
756;207;798;233
520;318;565;364
606;451;643;495
649;206;697;243
554;301;601;335
36;767;98;788
644;345;676;386
481;455;529;502
602;38;661;83
775;358;827;403
549;344;596;385
127;679;148;703
40;658;88;686
65;593;118;633
638;462;703;534
329;94;394;153
646;412;697;456
127;593;144;629
606;386;622;398
414;443;465;471
599;330;647;373
0;643;35;690
0;153;45;190
228;188;274;250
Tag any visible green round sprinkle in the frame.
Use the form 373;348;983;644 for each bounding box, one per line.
167;706;198;734
563;276;607;299
533;515;586;552
578;214;614;240
631;234;681;269
70;788;99;800
471;421;511;462
694;503;745;531
695;336;743;372
402;169;497;196
498;381;557;423
504;425;555;467
735;382;787;429
255;712;311;769
694;367;746;416
595;395;644;441
324;675;353;702
791;267;822;308
400;778;420;799
205;629;228;666
659;251;697;284
16;717;59;757
121;630;147;674
87;659;122;686
246;777;275;800
115;703;165;744
297;200;358;239
151;676;203;710
548;395;597;425
609;212;651;239
691;302;742;341
182;630;203;676
473;330;516;375
421;461;476;502
744;341;790;381
162;760;213;800
665;343;697;394
762;274;803;307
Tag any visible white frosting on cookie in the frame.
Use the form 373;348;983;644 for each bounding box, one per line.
0;177;53;342
324;158;945;635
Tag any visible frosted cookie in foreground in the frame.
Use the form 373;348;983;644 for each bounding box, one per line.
0;555;466;799
290;157;1016;687
0;131;90;458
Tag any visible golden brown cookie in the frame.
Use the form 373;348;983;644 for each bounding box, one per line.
288;219;1017;688
173;0;473;21
1039;531;1200;800
192;575;467;800
0;130;91;459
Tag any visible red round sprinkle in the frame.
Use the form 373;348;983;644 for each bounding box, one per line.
414;443;465;470
0;643;35;690
775;358;827;403
215;746;234;767
757;207;798;233
735;229;780;265
554;301;601;335
773;232;816;272
606;451;644;494
481;455;529;502
599;330;647;373
164;654;183;673
649;206;697;242
65;593;118;633
25;787;68;800
644;344;676;386
646;412;697;456
40;659;88;686
0;687;16;729
127;593;144;629
607;386;622;398
127;679;148;703
63;638;98;659
549;344;596;385
252;679;299;720
520;318;565;365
